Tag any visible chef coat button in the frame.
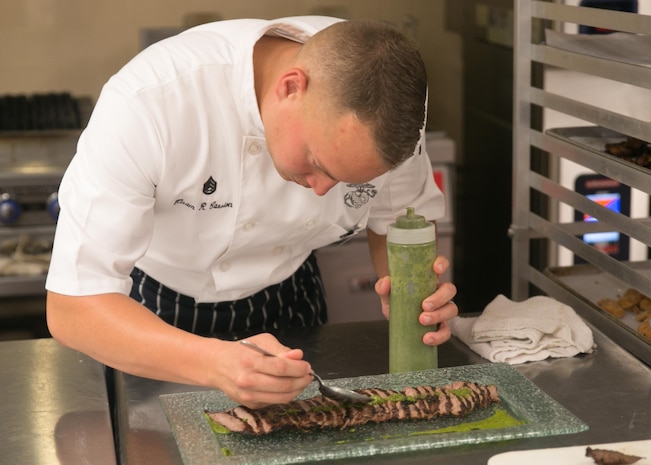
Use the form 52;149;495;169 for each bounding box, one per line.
304;218;316;229
242;221;255;232
272;246;285;256
220;261;231;271
248;142;261;155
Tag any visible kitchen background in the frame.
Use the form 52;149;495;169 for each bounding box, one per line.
0;0;526;338
0;0;464;145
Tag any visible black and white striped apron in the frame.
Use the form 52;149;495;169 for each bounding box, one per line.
129;252;328;336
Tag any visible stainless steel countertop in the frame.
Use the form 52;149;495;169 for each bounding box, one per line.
0;338;117;465
114;320;651;465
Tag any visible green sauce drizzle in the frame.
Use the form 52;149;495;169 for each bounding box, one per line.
279;408;302;416
448;387;473;398
409;408;524;436
335;407;523;444
205;413;232;435
369;393;420;405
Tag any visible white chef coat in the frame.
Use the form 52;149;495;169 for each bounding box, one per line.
46;16;445;303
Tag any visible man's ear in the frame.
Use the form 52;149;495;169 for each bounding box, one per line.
275;67;308;101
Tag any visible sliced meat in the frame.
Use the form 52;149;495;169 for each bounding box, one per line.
207;412;248;433
207;381;500;436
586;447;644;465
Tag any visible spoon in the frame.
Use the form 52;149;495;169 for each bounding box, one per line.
239;339;372;404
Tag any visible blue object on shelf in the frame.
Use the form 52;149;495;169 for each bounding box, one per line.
579;0;638;34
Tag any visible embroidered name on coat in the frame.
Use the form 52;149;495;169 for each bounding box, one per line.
172;175;232;211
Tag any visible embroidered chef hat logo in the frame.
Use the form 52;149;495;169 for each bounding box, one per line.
203;176;217;195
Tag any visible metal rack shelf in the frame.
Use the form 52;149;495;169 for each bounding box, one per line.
512;0;651;364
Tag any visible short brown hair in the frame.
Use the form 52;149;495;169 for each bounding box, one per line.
299;19;428;168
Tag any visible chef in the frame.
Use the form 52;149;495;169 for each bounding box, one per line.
45;16;458;408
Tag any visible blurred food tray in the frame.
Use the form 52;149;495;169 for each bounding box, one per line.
547;126;651;173
545;29;651;69
545;262;651;363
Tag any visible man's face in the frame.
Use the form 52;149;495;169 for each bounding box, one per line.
265;96;388;196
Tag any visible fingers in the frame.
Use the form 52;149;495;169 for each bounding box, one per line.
374;275;390;296
376;255;457;347
241;335;311;378
221;335;313;408
419;281;458;346
420;298;457;325
433;255;450;275
374;276;391;319
235;369;311;409
422;321;452;346
422;281;457;313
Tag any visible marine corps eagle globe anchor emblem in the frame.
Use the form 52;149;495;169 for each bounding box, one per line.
344;183;377;209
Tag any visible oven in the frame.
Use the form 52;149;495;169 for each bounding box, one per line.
0;93;91;339
0;170;62;293
0;147;71;339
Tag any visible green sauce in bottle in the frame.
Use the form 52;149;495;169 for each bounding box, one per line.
387;207;437;373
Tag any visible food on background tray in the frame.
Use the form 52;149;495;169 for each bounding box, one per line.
605;137;651;169
586;446;644;465
639;297;651;314
617;288;646;311
206;381;499;436
597;288;651;341
637;322;651;340
597;298;626;318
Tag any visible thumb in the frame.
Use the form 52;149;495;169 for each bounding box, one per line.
375;276;391;319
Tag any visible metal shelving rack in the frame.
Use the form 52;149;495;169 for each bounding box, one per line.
511;0;651;364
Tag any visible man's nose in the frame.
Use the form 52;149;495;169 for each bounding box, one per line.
307;174;338;196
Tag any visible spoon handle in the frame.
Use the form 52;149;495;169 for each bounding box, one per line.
241;340;319;377
240;339;277;357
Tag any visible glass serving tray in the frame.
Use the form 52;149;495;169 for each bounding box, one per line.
159;363;588;465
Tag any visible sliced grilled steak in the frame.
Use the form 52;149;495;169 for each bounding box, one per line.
206;381;499;436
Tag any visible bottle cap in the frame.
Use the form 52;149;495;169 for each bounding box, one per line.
387;207;436;245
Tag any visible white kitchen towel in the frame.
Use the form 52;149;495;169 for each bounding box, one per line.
448;294;595;364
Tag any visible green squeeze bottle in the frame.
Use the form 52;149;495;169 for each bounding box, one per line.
387;207;438;373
